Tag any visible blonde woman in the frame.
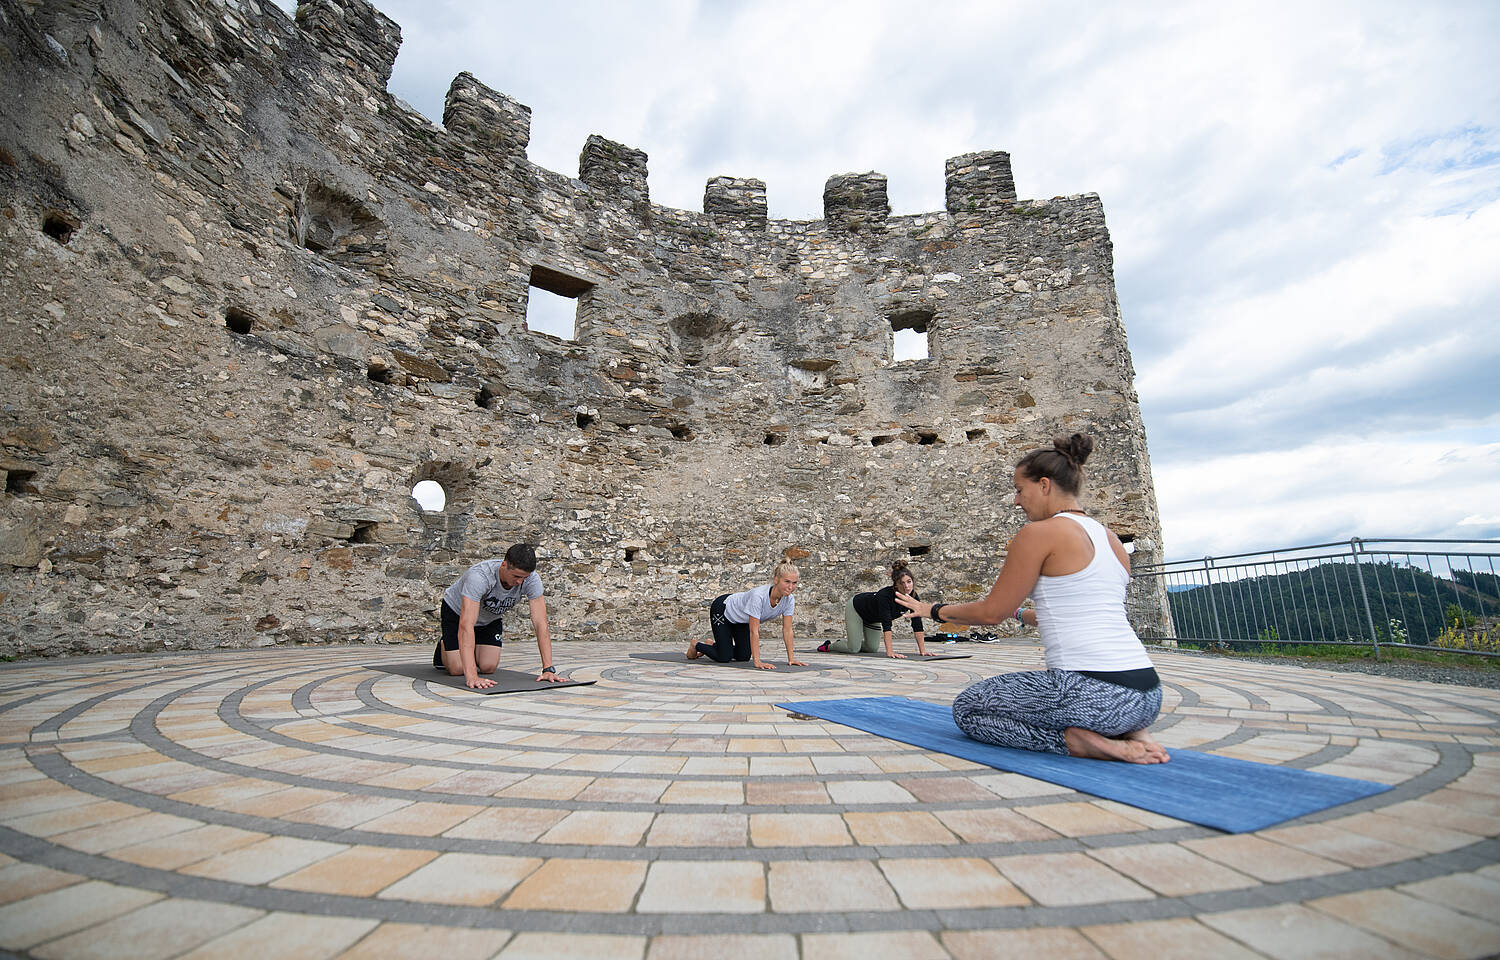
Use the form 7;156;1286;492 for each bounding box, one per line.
686;561;807;670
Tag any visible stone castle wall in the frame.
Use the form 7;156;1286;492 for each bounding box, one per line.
0;0;1171;656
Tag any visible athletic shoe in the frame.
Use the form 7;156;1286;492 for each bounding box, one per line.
976;632;1000;643
816;641;830;653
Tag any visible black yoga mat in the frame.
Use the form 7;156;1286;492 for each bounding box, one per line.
629;652;824;673
367;662;596;694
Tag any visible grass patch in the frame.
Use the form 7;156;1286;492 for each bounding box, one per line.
1166;640;1500;672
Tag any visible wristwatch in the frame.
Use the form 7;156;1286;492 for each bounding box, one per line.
541;665;556;674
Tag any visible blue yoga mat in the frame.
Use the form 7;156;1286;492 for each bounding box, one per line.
778;696;1391;833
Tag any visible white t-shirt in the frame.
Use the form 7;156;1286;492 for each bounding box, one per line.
443;560;544;627
722;585;794;624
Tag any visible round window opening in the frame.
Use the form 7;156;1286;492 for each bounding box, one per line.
412;480;447;512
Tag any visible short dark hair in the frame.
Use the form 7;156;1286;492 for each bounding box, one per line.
504;543;537;572
1016;433;1094;496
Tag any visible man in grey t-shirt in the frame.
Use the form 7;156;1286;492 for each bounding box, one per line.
436;543;567;690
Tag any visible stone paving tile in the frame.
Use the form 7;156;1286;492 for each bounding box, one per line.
943;927;1104;959
1201;902;1426;959
1310;888;1500;959
992;852;1155;906
746;779;831;805
539;809;655;845
1397;871;1500;920
1078;917;1264;960
1181;833;1348;883
443;807;567;842
502;858;647;912
497;932;647;959
28;897;264;960
659;779;744;804
646;812;748;846
0;880;163;951
802;930;952;960
270;845;439;897
175;911;378;960
107;823;267;870
52;810;203;854
750;812;852;847
280;793;413;828
0;862;83;906
1331;810;1481;853
825;779;918;805
1088;843;1260;897
844;811;960;846
932;806;1060;843
646;933;797;960
575;776;672;803
1259;821;1422;868
767;860;901;912
878;856;1030;909
1016;801;1148;837
636;860;765;913
180;835;347;885
334;922;514;960
377;852;542;906
3;798;146;838
357;799;485;836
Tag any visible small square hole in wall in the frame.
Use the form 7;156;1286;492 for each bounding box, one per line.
526;264;593;341
889;308;933;362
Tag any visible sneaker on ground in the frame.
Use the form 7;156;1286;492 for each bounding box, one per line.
816;641;830;653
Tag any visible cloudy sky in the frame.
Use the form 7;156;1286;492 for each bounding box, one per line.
279;0;1500;560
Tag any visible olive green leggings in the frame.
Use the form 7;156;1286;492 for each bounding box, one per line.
829;596;883;653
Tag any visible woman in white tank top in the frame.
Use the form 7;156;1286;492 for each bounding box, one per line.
896;434;1168;764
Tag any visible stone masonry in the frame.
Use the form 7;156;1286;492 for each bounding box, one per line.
0;0;1169;657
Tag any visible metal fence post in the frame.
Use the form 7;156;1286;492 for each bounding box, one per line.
1205;558;1222;641
1350;538;1381;660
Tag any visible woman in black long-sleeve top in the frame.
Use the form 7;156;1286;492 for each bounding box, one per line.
820;560;930;658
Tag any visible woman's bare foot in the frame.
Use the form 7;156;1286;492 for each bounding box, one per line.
1123;729;1170;763
685;639;702;660
1063;727;1167;764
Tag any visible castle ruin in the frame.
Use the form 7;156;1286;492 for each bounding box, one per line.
0;0;1169;656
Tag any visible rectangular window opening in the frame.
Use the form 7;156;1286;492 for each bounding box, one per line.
892;328;929;362
526;265;594;341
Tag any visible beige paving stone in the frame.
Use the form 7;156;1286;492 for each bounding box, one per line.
1090;799;1192;830
358;765;460;791
879;856;1029;909
844;811;959;846
616;756;686;775
944;927;1104;959
335;922;514;960
0;782;100;818
358;800;485;836
280;793;413;828
767;860;900;912
1016;801;1147;837
496;773;593;800
682;756;751;774
897;776;1000;803
271;845;439;896
824;780;917;805
647;933;797;960
802;930;951;960
932;807;1060;843
1079;917;1264;960
30;898;263;960
3;798;146;837
1088;843;1260;897
378;852;542;906
502;858;647;912
1260;821;1422;868
748;756;818;776
1398;871;1500;919
175;912;377;960
0;880;163;951
970;772;1073;798
498;932;647;959
0;863;82;906
811;755;885;775
180;836;348;885
428;769;529;796
636;860;766;913
219;785;343;818
660;779;744;805
540;809;656;845
575;777;671;803
992;853;1155;906
1332;810;1480;853
444;806;567;842
1201;903;1426;959
870;754;947;774
746;779;831;805
750;813;852;847
1182;833;1347;882
1310;888;1500;959
646;812;748;846
108;823;268;870
1378;797;1500;837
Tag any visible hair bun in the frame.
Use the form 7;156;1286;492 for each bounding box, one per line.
1053;433;1094;467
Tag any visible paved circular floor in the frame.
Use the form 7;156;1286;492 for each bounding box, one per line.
1;642;1497;959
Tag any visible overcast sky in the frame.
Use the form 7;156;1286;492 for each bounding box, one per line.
278;0;1500;560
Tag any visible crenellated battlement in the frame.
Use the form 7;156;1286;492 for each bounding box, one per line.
0;0;1170;656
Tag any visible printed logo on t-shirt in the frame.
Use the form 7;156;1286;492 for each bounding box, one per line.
484;593;519;614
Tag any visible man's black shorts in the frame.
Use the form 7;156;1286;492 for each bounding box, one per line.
440;601;504;651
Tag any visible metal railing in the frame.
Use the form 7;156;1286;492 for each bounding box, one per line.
1127;538;1500;657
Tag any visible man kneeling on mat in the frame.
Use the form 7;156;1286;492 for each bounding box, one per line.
435;543;568;690
896;434;1168;764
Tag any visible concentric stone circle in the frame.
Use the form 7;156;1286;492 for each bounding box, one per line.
1;642;1498;958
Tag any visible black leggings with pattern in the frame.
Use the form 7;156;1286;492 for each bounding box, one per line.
952;669;1162;755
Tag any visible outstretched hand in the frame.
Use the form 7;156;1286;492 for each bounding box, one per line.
536;671;569;683
894;591;932;618
466;675;496;690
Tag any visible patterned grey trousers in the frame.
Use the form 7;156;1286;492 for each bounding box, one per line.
952;669;1163;755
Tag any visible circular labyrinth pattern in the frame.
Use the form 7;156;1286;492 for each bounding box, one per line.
1;642;1498;958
